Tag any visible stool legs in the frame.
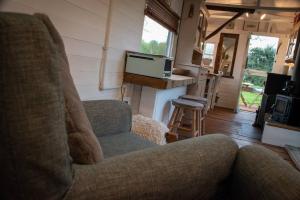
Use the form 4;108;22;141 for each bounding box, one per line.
167;106;184;142
167;108;205;142
193;110;201;137
196;109;205;136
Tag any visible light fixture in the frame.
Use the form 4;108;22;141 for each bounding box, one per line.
246;12;249;18
260;14;266;20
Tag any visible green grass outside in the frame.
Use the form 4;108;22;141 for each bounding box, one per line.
239;91;262;108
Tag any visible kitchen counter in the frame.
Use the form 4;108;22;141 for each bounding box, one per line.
124;72;197;124
123;72;197;89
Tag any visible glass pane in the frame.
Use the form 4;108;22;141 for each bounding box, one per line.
140;16;170;56
247;35;279;72
204;43;215;55
203;43;215;67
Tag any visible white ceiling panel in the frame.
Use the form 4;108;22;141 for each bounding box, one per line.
260;0;300;8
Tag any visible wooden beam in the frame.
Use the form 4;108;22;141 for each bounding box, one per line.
205;12;245;41
206;4;255;14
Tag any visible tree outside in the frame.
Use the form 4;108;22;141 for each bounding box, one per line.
140;40;167;55
239;35;279;111
140;16;169;56
243;46;276;87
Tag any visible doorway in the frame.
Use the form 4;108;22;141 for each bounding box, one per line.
239;34;279;112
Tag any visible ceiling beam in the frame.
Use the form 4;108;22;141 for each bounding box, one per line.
205;12;245;41
206;4;255;13
208;15;293;23
206;2;300;12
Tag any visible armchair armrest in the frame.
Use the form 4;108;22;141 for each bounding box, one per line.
65;134;238;200
230;145;300;200
83;100;132;137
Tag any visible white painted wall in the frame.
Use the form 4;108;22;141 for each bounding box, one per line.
206;19;290;110
1;0;113;100
100;0;146;90
1;0;145;101
1;0;184;103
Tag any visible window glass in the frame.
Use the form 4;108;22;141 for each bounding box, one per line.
140;16;173;56
203;43;215;67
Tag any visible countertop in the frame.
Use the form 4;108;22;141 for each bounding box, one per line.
123;72;197;89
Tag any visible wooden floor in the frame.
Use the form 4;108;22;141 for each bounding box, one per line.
204;107;295;167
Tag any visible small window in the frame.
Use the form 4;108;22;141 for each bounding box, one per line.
140;16;173;57
203;43;215;67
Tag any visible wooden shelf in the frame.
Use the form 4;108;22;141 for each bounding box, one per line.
123;73;197;90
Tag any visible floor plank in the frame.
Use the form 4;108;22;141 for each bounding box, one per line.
204;107;296;168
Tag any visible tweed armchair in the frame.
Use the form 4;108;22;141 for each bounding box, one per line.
1;12;300;200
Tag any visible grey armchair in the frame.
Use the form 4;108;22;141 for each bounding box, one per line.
1;12;300;200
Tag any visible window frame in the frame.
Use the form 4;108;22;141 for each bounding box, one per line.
140;16;174;57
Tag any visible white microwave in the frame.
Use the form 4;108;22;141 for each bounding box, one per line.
125;51;172;78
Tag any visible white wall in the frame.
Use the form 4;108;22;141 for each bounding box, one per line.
1;0;111;100
1;0;146;101
100;0;146;90
206;19;290;110
1;0;184;103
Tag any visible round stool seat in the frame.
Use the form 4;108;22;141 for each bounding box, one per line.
172;99;204;110
180;95;208;105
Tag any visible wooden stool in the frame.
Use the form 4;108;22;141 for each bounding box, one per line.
179;95;208;135
180;95;208;114
166;99;204;142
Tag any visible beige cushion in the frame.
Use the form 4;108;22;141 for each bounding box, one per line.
36;13;104;164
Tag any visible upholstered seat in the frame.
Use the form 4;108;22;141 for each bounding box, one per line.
98;132;156;158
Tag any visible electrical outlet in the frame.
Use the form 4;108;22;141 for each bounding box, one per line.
123;96;131;105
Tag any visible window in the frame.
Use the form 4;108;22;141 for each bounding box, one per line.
203;43;215;67
140;16;173;57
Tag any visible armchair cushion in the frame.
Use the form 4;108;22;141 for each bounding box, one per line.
65;134;238;200
231;145;300;200
83;100;132;137
35;14;104;164
99;132;157;158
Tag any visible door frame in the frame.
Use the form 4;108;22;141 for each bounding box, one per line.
234;32;281;112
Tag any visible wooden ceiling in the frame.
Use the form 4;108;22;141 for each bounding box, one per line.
206;0;299;23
